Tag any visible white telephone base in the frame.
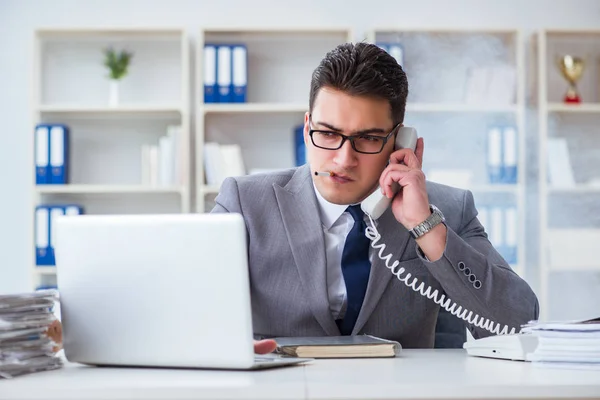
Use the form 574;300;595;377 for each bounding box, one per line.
463;333;538;361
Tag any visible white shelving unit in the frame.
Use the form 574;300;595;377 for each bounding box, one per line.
367;28;527;278
536;29;600;320
195;27;352;212
30;28;191;289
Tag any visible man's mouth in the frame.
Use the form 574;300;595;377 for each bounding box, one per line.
330;173;353;183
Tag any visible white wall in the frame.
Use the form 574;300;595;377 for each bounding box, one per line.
1;0;599;316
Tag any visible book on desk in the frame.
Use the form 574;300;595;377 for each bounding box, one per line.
274;335;401;359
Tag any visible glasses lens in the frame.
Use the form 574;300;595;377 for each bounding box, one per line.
312;131;343;149
353;136;385;153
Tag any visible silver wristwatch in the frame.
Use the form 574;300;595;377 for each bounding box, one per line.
408;204;445;239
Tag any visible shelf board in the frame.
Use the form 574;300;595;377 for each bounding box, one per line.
550;264;600;272
203;186;221;195
36;185;186;194
468;184;519;193
547;103;600;113
407;103;518;113
547;185;600;194
202;103;307;114
35;266;57;275
37;104;184;115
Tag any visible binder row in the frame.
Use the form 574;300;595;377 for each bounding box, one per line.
35;124;69;185
487;125;518;184
203;44;247;103
35;205;83;266
478;205;518;265
376;42;404;67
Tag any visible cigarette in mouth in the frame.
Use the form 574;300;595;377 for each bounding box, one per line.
314;171;334;177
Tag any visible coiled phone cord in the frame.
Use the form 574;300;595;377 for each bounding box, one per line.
365;215;517;335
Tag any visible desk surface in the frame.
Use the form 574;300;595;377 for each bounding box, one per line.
2;350;599;400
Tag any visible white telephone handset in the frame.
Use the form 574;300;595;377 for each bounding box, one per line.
360;126;418;219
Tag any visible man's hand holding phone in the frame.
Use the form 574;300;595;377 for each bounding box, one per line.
380;137;447;261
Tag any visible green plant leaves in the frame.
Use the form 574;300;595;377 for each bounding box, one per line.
103;47;134;80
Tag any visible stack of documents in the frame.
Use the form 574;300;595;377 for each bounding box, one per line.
0;290;63;378
523;317;600;369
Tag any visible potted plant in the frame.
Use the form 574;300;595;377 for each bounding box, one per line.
103;47;133;107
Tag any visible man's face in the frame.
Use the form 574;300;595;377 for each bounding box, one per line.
304;87;397;205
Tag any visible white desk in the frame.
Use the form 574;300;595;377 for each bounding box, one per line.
2;350;599;400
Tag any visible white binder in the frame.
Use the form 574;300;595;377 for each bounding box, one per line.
217;45;232;102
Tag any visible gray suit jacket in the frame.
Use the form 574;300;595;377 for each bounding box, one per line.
211;165;539;348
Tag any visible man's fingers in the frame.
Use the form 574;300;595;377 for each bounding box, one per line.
415;137;424;165
254;339;277;354
380;167;409;198
389;148;421;170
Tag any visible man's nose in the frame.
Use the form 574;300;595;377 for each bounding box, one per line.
333;139;358;167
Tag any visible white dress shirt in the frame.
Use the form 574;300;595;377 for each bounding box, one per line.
312;184;376;321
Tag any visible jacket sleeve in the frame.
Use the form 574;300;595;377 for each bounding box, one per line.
210;177;243;214
416;190;539;339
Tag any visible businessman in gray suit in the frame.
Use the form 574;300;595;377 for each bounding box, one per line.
212;42;539;352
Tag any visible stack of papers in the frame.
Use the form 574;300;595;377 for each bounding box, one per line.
0;289;63;378
523;317;600;370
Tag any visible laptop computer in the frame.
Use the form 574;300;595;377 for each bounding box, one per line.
53;212;312;370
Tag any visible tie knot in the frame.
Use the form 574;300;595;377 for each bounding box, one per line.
346;205;364;222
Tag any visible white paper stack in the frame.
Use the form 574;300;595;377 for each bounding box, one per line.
0;290;63;379
523;317;600;370
203;142;245;186
141;125;185;187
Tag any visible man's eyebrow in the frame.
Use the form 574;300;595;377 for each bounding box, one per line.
314;121;386;135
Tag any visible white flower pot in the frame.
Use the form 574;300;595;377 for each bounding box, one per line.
109;80;120;107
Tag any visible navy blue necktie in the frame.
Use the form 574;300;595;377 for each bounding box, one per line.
337;205;371;335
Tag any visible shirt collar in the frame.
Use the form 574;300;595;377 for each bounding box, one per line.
312;182;355;229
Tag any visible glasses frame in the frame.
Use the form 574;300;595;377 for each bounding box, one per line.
308;116;401;154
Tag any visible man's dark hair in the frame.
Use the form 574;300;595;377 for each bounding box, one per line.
309;42;409;124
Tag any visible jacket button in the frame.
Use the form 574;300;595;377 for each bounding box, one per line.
474;280;482;289
468;274;476;283
458;261;465;271
464;267;471;276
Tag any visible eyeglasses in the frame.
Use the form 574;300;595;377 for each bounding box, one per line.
308;117;400;155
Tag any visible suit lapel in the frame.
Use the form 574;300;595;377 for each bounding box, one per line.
274;165;340;336
352;207;411;334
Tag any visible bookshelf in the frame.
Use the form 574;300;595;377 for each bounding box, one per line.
536;29;600;320
367;28;527;279
195;27;353;212
30;28;191;290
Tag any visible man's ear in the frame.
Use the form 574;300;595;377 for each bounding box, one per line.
303;112;311;145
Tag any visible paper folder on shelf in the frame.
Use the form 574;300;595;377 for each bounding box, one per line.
203;44;217;103
217;45;232;102
35;125;50;184
49;125;69;184
502;126;518;184
35;206;51;266
487;126;503;184
231;44;247;103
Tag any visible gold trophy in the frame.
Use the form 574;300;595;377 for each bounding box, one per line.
556;55;585;103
